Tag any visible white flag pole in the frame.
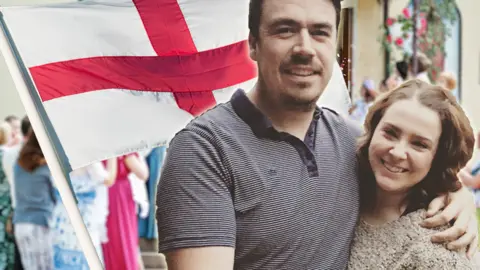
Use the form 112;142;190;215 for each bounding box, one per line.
0;13;104;270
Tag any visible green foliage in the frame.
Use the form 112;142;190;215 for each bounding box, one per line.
379;0;458;78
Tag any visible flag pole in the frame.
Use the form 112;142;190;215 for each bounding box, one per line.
0;13;104;270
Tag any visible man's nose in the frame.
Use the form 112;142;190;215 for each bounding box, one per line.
292;29;315;57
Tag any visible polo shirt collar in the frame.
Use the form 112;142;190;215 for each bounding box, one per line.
230;89;321;138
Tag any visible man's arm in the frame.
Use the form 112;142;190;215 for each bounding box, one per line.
166;247;234;270
156;130;236;270
421;186;478;258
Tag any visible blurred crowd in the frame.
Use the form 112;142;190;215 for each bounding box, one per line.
0;115;164;270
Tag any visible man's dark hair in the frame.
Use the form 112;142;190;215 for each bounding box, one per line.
248;0;342;39
20;116;31;137
4;115;19;123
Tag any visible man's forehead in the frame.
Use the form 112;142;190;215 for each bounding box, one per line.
261;0;336;24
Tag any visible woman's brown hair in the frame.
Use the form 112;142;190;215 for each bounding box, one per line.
18;128;46;172
357;79;475;213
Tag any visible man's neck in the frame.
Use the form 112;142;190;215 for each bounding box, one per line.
246;87;316;140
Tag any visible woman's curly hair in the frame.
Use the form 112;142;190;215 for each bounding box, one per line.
357;79;475;213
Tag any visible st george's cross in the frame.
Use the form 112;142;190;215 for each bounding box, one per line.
1;0;350;170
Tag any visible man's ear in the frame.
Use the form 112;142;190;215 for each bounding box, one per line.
248;33;258;61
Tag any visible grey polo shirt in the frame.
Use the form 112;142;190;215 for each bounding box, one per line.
156;89;362;269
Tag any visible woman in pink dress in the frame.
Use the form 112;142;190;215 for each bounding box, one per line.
102;153;149;270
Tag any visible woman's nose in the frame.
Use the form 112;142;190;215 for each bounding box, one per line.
389;142;407;160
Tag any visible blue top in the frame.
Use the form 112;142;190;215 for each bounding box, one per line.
13;163;56;227
471;160;480;176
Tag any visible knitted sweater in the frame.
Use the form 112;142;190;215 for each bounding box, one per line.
347;209;478;270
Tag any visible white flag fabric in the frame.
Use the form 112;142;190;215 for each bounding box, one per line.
1;0;351;170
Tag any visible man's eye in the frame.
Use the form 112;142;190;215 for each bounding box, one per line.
311;30;329;37
277;27;293;34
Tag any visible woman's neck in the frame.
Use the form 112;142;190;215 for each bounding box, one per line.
363;188;408;225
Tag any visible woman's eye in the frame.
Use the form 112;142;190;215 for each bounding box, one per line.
413;141;428;149
384;129;397;138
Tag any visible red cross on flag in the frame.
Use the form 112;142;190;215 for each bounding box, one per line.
1;0;351;170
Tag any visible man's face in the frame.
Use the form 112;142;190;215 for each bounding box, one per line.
249;0;337;110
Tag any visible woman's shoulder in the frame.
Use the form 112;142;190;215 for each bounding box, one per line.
405;236;476;269
398;209;476;269
353;209;477;269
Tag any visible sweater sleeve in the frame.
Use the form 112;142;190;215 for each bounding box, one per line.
399;239;477;269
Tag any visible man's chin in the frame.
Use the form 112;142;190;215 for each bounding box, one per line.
280;92;320;112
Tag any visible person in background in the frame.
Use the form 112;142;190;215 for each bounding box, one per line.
0;122;14;270
408;52;432;84
382;60;409;93
395;60;409;82
102;153;149;270
348;79;478;269
349;78;378;125
458;131;480;206
52;159;117;270
2;116;30;270
378;79;389;94
436;71;457;92
4;116;22;148
13;128;57;270
3;116;31;212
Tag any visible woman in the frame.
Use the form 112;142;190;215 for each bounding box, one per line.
348;79;478;269
52;159;117;269
0;122;14;270
101;153;149;270
12;128;57;270
349;78;378;125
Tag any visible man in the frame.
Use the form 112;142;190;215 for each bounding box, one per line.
3;116;30;270
156;1;478;269
4;115;22;147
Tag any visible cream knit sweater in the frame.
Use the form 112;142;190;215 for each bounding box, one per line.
347;209;479;269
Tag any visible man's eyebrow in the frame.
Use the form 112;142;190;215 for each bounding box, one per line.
268;18;299;28
311;22;333;31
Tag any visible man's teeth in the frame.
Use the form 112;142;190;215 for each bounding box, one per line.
383;161;405;173
289;70;314;76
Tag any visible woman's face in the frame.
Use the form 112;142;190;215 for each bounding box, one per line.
368;99;441;194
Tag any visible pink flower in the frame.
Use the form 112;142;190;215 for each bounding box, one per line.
402;8;411;19
420;18;427;31
395;37;404;47
386;35;392;43
386;18;395;26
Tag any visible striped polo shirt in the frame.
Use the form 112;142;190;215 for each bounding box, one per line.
156;89;362;269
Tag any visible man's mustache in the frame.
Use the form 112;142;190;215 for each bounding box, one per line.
281;54;323;74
